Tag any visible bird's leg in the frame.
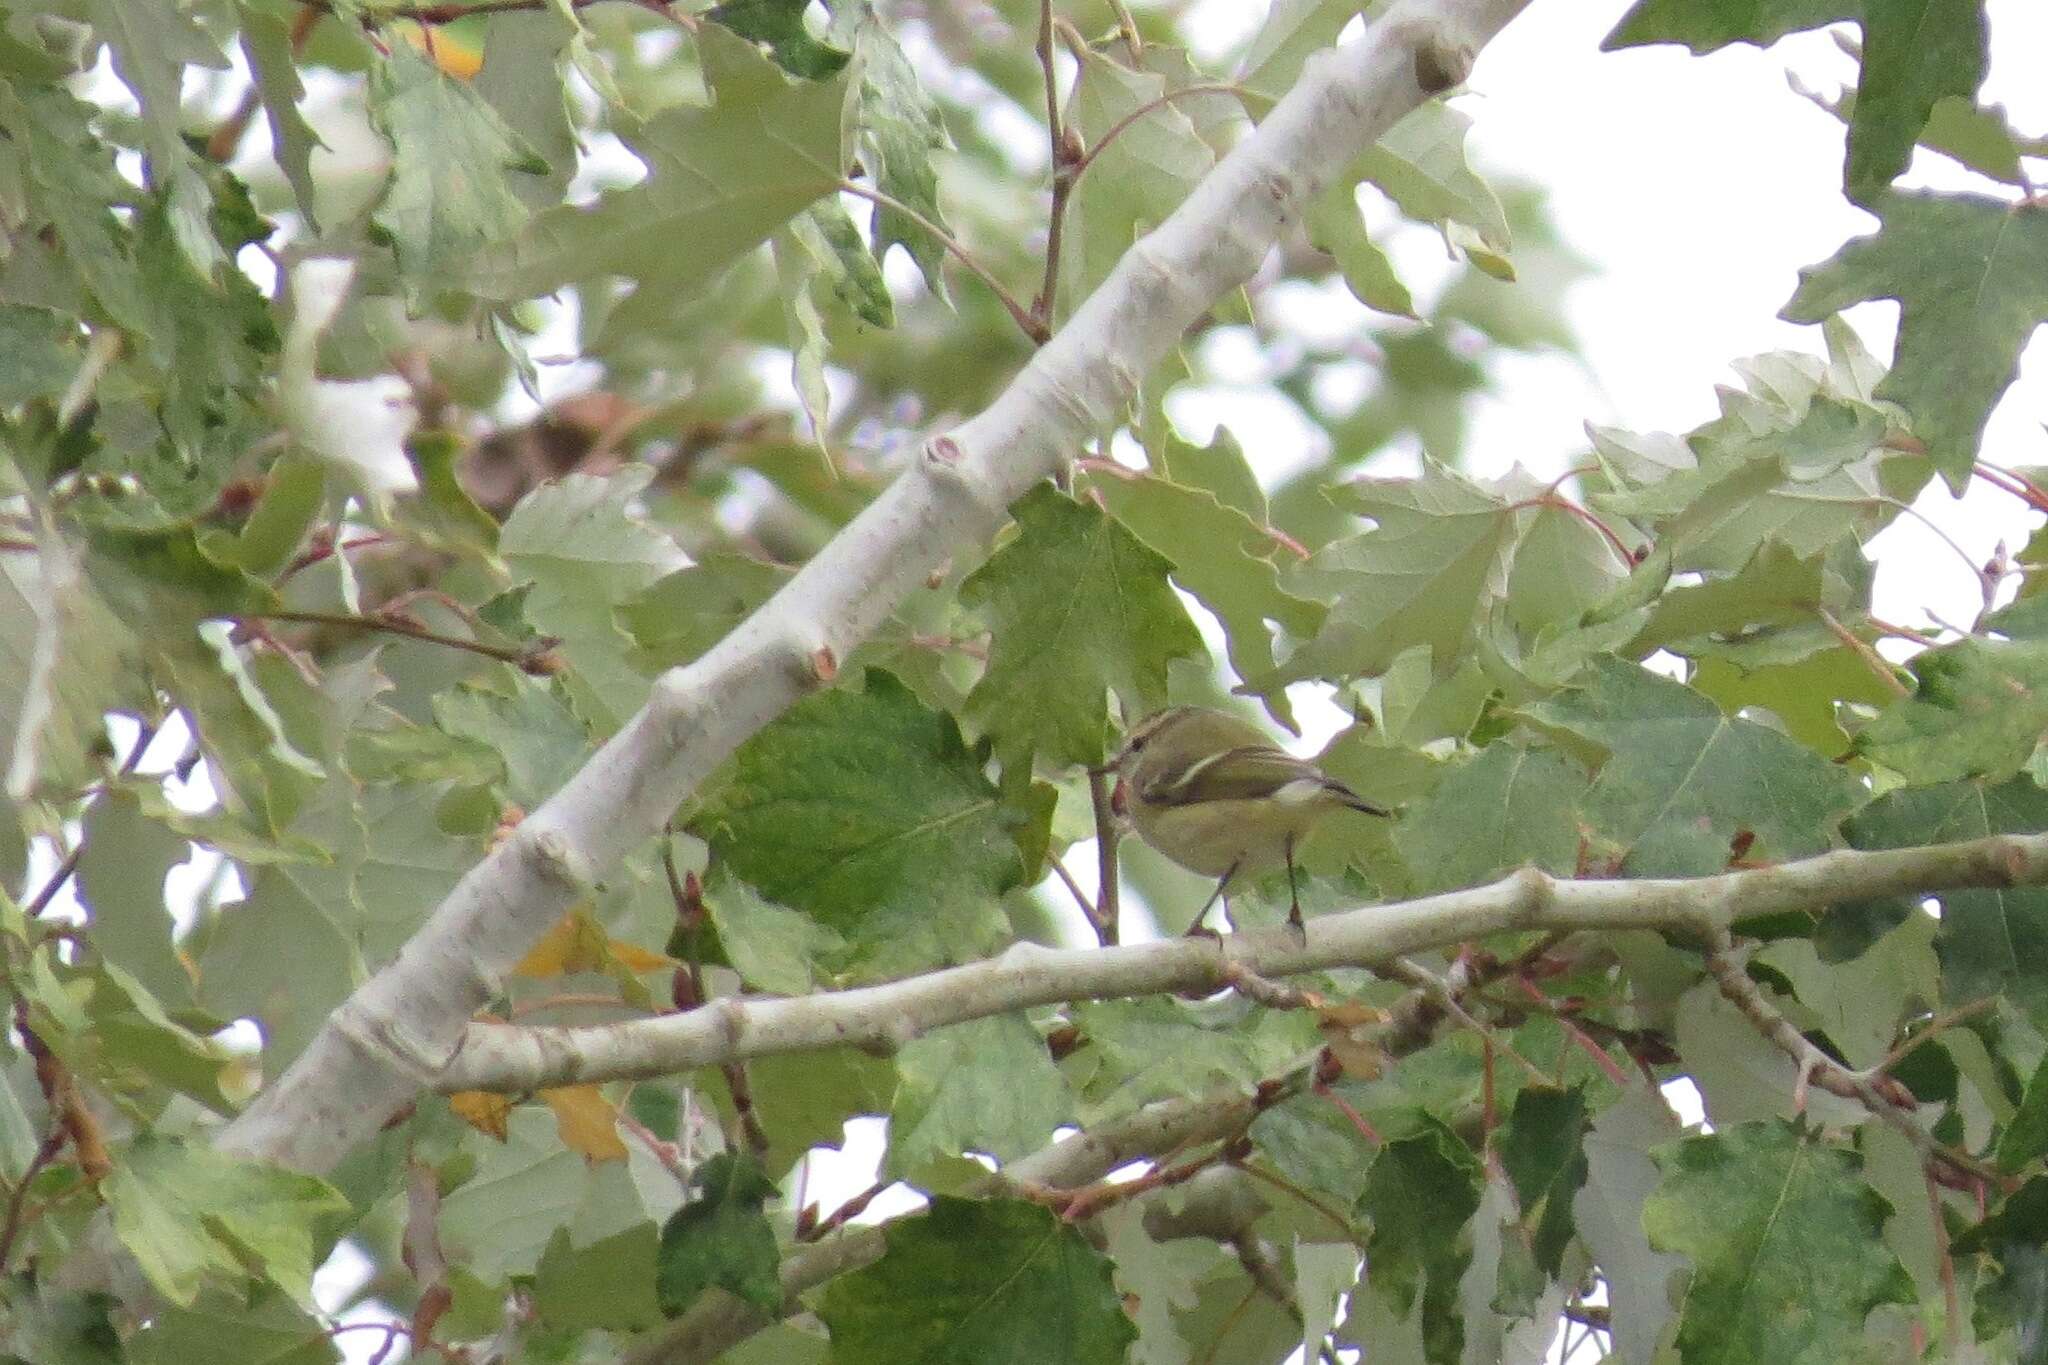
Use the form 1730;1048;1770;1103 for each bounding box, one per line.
1285;833;1305;936
1186;860;1239;940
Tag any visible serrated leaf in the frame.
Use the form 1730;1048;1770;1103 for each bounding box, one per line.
1358;1117;1483;1362
1395;741;1587;894
1845;776;2048;1015
1572;1088;1687;1365
699;863;846;994
820;1196;1136;1365
889;1015;1071;1178
656;1152;782;1316
1846;0;1988;202
1307;180;1416;317
848;11;952;300
438;1108;651;1283
1783;191;2048;490
472;26;845;334
499;468;685;730
1855;637;2048;783
1522;657;1864;875
1057;50;1216;317
1274;462;1522;685
1090;465;1323;729
709;0;850;80
693;671;1024;976
103;1137;348;1307
368;46;548;288
1497;1086;1591;1277
1359;102;1510;266
76;791;191;1007
239;4;326;228
1603;0;1856;52
959;486;1203;775
1644;1120;1913;1365
772;226;834;449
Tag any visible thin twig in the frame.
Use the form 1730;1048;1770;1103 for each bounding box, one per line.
836;180;1046;344
1386;957;1557;1087
1068;83;1249;187
1702;930;2006;1188
1032;0;1073;327
241;610;557;671
1816;608;1910;698
1087;767;1121;946
1233;1159;1356;1239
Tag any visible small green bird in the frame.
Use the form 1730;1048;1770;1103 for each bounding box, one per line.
1105;706;1390;932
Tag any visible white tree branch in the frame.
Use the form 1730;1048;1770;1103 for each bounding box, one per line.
218;0;1534;1173
438;832;2048;1091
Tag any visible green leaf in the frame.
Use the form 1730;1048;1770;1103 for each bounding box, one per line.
1359;102;1511;271
1855;637;2048;782
1057;49;1215;317
819;1196;1136;1365
1497;1086;1591;1278
959;486;1203;776
132;1287;341;1364
1275;462;1521;685
799;197;893;327
1603;0;1856;51
1692;645;1900;760
0;304;81;406
1846;0;1989;201
708;0;850;80
1643;1120;1913;1365
499;468;684;730
76;792;191;1007
437;1108;652;1284
85;0;228;277
103;1137;348;1308
656;1152;782;1316
474;26;846;336
1573;1089;1687;1363
1522;657;1865;875
693;671;1024;975
534;1223;662;1333
1306;180;1416;318
621;551;790;673
368;46;549;288
87;961;241;1112
1783;191;2048;490
0;538;145;803
1357;1118;1484;1362
888;1015;1072;1177
699;863;846;995
772;227;834;446
1632;541;1828;656
1845;776;2048;1014
1998;1051;2048;1173
238;4;326;229
1395;741;1587;894
1089;466;1321;728
840;10;950;301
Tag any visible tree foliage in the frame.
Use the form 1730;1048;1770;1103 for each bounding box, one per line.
2;0;2047;1361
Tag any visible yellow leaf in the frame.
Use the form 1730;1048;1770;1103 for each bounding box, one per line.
543;1086;628;1162
395;21;483;81
450;1089;511;1140
515;907;675;980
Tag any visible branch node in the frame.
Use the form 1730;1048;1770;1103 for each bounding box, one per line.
526;828;596;893
1412;30;1474;94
